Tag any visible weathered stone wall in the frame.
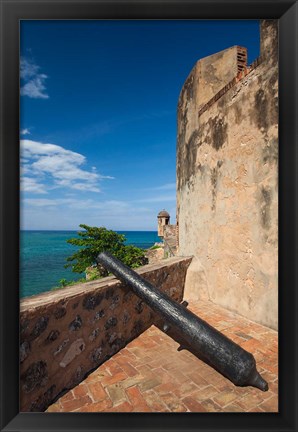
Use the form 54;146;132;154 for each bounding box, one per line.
145;245;164;264
20;256;192;412
163;224;178;257
177;46;247;160
177;20;278;329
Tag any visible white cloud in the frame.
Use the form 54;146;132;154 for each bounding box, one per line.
21;76;49;99
20;58;39;79
21;139;83;159
20;58;49;99
20;128;31;136
23;198;59;207
23;198;131;211
20;164;31;176
21;196;157;230
20;139;113;194
76;199;130;212
21;177;47;194
71;183;101;192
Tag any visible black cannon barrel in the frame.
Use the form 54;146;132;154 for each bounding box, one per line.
96;252;268;391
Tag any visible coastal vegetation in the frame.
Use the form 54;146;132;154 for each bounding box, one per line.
52;277;87;291
63;224;147;279
149;244;162;250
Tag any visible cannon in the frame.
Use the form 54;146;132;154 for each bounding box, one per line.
96;252;268;391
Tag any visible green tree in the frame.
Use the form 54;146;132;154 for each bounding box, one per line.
65;224;147;277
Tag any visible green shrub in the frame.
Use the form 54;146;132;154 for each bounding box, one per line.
150;245;162;250
65;224;147;276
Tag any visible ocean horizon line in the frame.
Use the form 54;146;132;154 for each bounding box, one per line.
20;230;161;297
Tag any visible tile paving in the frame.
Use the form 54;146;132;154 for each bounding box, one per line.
47;300;278;413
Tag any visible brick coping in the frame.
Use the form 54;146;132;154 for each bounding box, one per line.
198;56;263;118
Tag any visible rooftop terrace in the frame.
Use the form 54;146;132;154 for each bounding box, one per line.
47;300;278;413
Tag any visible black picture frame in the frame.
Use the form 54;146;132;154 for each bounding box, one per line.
0;0;297;431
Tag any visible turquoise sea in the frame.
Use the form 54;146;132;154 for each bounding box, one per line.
20;230;160;298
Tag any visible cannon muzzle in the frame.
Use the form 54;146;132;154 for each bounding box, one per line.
96;252;268;392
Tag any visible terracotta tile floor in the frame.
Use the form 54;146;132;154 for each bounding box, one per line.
47;300;278;413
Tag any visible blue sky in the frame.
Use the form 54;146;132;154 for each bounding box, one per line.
20;20;260;231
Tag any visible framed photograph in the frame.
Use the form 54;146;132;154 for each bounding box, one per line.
0;1;297;431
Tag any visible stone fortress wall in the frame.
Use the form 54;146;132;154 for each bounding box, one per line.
177;20;278;330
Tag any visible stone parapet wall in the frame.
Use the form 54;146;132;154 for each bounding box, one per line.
20;256;192;412
198;55;262;118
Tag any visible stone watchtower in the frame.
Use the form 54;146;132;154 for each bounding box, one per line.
157;210;170;237
157;210;177;257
